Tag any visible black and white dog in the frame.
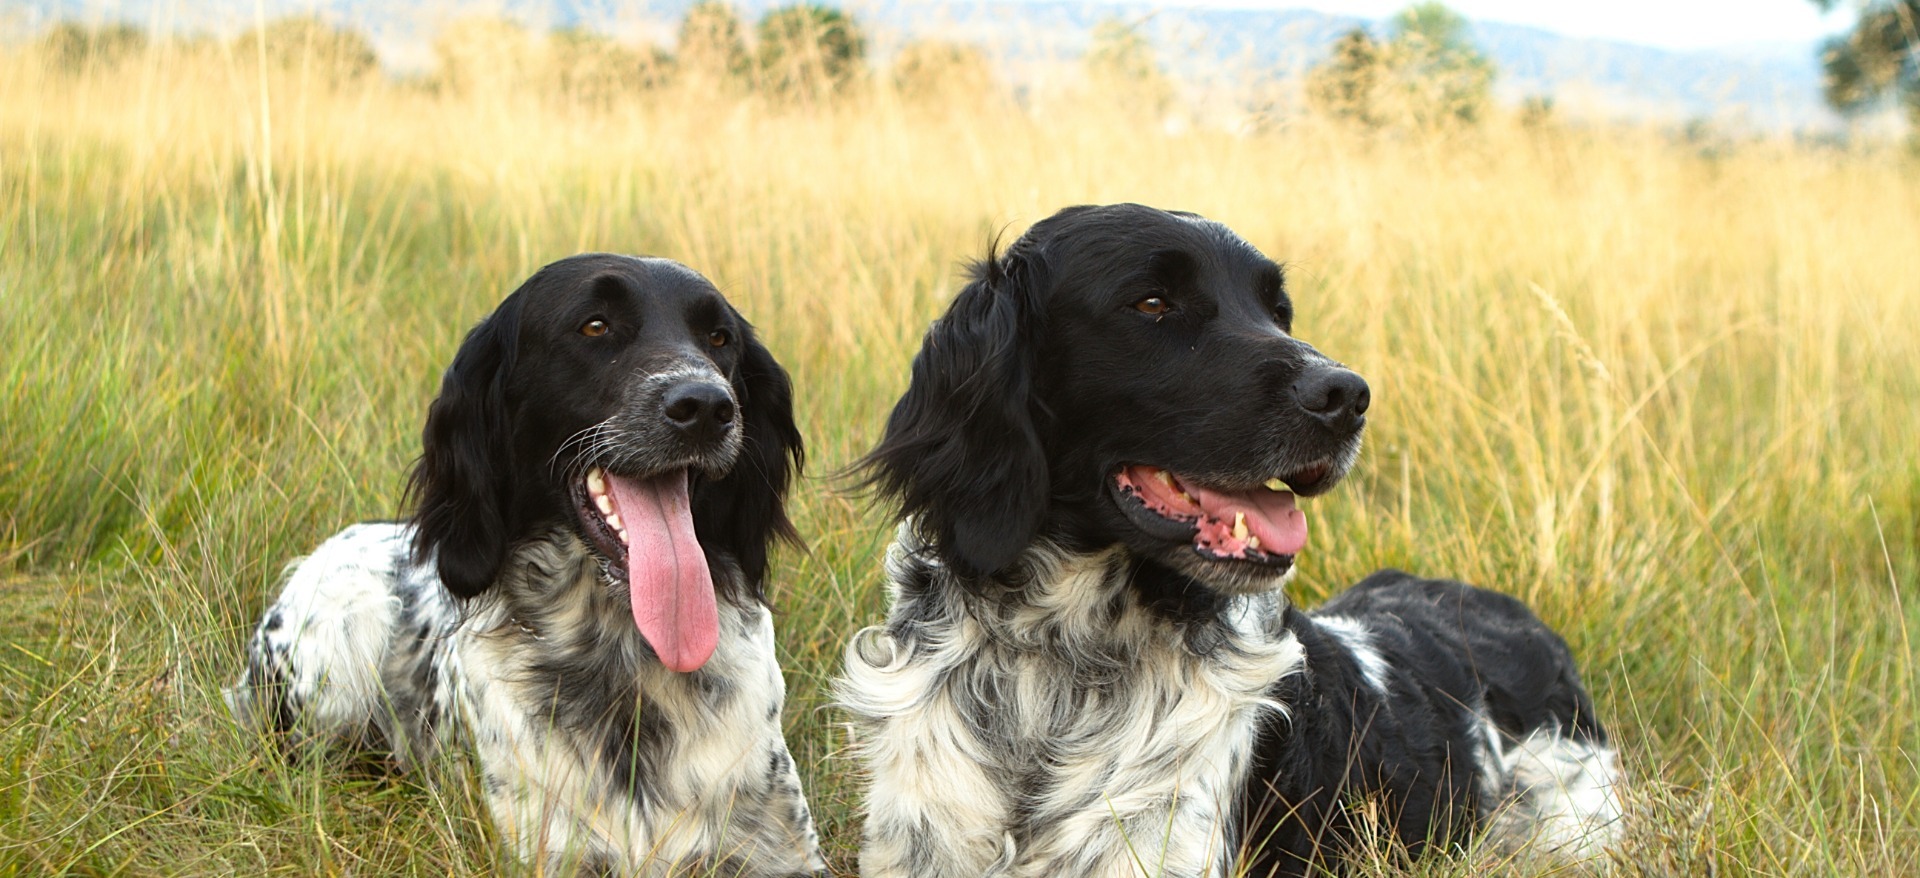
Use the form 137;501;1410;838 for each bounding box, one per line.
227;254;823;876
836;204;1624;877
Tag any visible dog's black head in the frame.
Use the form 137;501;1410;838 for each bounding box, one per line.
406;254;802;670
860;203;1367;595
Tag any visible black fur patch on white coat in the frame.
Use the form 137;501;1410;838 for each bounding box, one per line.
836;205;1623;877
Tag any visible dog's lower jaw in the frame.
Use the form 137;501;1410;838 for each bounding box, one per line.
1163;550;1298;597
839;527;1305;878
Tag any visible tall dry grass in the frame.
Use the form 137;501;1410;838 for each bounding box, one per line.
1;34;1915;876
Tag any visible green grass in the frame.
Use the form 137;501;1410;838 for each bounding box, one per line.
1;44;1916;876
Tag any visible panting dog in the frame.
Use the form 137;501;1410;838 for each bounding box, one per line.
836;204;1624;877
228;254;823;876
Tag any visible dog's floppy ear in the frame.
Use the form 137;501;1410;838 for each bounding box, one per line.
694;322;805;604
406;295;523;599
857;247;1050;579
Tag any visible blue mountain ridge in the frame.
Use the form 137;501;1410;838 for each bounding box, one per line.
24;0;1835;128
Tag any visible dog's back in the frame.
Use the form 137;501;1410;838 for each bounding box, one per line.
1241;570;1623;874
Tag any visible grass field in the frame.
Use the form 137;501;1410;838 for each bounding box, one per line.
2;37;1917;877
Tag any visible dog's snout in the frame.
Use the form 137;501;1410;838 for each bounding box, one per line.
662;380;736;442
1292;368;1370;431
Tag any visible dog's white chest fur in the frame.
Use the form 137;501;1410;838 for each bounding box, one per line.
448;545;818;873
838;532;1304;878
228;523;821;877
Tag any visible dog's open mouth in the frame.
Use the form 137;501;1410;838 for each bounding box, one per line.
572;465;717;674
1112;464;1327;566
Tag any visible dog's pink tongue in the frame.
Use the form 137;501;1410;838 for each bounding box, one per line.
1189;484;1309;557
607;471;717;673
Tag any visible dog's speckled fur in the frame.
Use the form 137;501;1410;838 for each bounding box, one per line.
229;254;821;876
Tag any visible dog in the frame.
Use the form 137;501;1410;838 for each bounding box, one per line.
836;204;1625;877
227;254;824;876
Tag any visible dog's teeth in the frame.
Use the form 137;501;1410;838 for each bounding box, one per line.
587;468;616;514
1264;478;1286;492
1154;469;1197;502
604;512;623;533
1232;512;1249;541
615;527;629;545
1248;535;1262;550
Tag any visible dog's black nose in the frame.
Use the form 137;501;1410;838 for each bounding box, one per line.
663;381;736;442
1292;367;1370;431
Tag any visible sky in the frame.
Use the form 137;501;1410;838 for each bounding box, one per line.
16;0;1864;54
1188;0;1858;50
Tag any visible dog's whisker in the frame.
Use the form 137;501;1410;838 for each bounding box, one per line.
550;421;617;476
551;420;628;479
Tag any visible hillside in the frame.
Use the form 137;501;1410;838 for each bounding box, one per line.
15;0;1839;127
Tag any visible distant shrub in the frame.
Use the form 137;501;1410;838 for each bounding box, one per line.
551;27;672;100
432;17;545;95
1306;2;1496;129
1084;16;1173;114
1307;27;1385;127
755;4;866;98
37;21;148;73
1818;0;1920;135
1388;3;1495;125
234;16;379;83
677;2;751;87
1519;95;1556;129
892;40;995;104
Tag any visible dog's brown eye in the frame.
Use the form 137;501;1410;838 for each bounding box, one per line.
707;329;731;348
580;319;609;337
1134;297;1170;316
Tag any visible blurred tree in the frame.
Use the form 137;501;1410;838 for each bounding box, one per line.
235;16;378;83
1084;16;1174;114
1519;94;1557;128
1306;27;1384;125
37;21;147;73
433;17;544;94
1304;2;1495;128
755;4;867;98
551;27;671;100
1388;2;1495;124
677;2;751;87
1814;0;1920;128
892;40;995;104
